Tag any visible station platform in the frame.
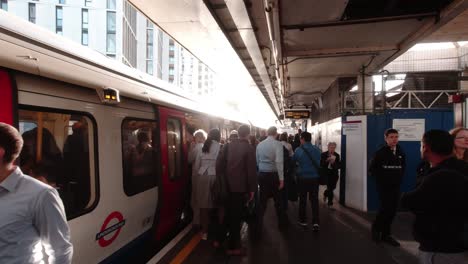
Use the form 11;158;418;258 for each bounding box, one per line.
154;193;468;264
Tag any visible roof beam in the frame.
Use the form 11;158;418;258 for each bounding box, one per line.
373;0;468;71
282;12;438;30
285;46;398;57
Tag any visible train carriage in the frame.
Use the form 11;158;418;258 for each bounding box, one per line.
0;12;250;263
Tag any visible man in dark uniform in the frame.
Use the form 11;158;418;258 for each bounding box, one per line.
369;128;406;247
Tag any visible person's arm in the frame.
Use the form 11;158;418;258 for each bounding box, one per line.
193;150;202;178
368;150;381;177
401;173;439;212
336;153;341;170
246;147;258;194
320;152;328;168
34;188;73;264
215;144;226;177
275;143;284;181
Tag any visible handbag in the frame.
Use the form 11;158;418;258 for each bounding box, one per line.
211;144;229;205
300;146;328;185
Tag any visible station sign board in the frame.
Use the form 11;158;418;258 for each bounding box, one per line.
284;110;310;119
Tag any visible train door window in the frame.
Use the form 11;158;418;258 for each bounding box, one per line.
18;108;98;219
122;119;159;196
167;118;182;180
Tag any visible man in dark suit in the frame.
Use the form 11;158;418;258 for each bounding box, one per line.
369;128;406;247
320;142;340;208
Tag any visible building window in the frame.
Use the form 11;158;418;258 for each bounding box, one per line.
106;11;116;54
122;119;159;196
85;0;91;7
169;57;174;64
59;0;65;4
107;0;116;10
81;9;88;46
28;3;36;24
169;67;174;75
18;107;98;219
122;0;137;67
146;20;153;75
56;6;63;34
1;0;8;11
169;45;175;51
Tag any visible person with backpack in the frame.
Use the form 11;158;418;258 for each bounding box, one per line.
401;130;468;264
293;131;322;231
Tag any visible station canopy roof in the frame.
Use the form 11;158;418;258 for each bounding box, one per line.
130;0;468;117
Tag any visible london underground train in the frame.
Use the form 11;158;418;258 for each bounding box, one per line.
0;12;249;263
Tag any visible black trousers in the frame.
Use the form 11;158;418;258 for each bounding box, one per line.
258;172;286;228
324;170;339;205
298;178;319;224
373;183;400;237
220;193;246;249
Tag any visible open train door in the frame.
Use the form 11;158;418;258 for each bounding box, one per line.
155;106;189;241
0;69;16;125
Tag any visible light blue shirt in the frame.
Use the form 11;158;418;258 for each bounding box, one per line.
256;136;284;180
0;167;73;264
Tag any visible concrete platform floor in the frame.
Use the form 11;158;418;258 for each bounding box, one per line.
160;198;468;264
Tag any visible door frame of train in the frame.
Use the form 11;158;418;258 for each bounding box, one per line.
155;106;189;241
0;68;19;126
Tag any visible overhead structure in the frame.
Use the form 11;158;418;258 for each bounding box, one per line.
239;0;468;111
128;0;467;117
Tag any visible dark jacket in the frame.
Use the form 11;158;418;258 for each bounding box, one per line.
401;157;468;253
320;151;341;174
369;145;406;187
216;139;257;193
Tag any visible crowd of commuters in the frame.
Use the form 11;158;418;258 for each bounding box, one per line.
1;119;467;262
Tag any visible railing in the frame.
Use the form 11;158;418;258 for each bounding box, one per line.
343;89;460;112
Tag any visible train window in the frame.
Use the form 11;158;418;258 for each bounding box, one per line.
18;108;98;219
167;118;182;180
122;119;159;196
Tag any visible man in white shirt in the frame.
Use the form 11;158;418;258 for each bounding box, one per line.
0;122;73;264
256;126;287;230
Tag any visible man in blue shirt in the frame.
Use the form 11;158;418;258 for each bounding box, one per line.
294;131;322;231
0;122;73;263
256;126;287;230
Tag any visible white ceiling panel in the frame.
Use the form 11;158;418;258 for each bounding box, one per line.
280;0;349;25
283;19;429;53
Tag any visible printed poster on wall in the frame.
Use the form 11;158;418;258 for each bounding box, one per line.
342;121;362;136
392;119;425;141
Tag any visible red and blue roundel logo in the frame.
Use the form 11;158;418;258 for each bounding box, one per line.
96;211;126;247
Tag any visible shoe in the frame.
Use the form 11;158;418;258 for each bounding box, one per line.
297;220;308;227
226;248;247;256
312;224;320;231
201;232;208;241
382;236;400;247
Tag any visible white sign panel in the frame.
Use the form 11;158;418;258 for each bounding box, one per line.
392;119;425;141
343;121;362;135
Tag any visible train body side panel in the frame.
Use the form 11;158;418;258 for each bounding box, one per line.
15;73;159;263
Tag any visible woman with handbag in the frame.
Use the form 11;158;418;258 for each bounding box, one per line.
192;129;221;240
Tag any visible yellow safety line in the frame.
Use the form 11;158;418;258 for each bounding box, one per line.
169;232;202;264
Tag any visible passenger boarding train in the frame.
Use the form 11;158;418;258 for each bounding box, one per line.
0;12;250;263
